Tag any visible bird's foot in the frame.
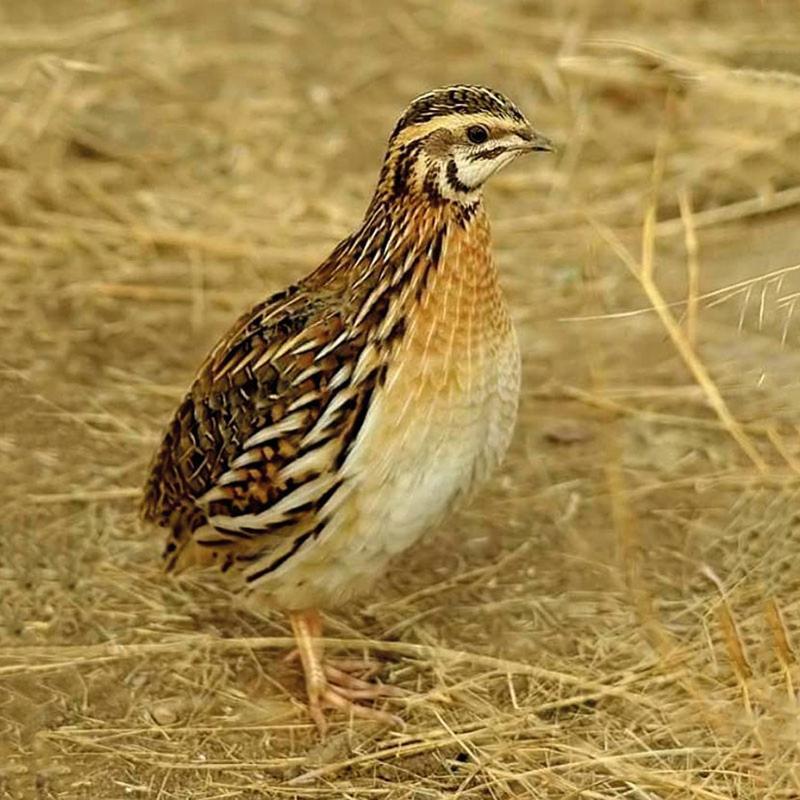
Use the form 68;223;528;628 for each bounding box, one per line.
288;609;405;736
323;662;405;699
299;656;405;735
310;672;404;735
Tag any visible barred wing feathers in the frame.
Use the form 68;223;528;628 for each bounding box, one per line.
141;281;388;579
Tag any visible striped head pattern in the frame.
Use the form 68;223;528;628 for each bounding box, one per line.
377;85;553;205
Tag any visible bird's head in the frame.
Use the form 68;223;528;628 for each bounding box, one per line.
377;85;553;206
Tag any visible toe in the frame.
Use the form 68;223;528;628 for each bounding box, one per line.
324;664;406;697
322;687;404;727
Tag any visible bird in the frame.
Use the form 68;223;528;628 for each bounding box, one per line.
141;84;553;733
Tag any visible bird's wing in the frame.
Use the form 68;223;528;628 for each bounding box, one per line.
141;281;389;575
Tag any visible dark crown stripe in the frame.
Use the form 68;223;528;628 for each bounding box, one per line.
392;85;525;138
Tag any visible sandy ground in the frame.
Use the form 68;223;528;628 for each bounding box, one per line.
3;1;800;797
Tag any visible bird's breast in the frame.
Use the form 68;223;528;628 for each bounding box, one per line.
349;215;521;545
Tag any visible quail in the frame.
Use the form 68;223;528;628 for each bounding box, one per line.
142;85;553;732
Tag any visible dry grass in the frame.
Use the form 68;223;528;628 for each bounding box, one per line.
3;1;800;797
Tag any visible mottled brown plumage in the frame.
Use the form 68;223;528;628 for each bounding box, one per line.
142;85;553;731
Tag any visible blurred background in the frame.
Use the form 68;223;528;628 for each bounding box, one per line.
2;1;800;797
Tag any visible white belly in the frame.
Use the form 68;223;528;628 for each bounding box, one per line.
361;332;520;552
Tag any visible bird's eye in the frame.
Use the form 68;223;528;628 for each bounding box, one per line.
466;125;489;145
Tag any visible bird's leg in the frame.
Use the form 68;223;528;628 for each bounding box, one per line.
284;650;383;680
288;608;328;734
287;609;404;734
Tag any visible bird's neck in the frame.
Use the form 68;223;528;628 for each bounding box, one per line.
326;194;490;285
306;195;502;361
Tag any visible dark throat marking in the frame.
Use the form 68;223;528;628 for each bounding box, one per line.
445;159;472;194
455;200;480;228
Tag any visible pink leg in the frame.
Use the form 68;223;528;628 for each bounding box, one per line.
287;609;404;735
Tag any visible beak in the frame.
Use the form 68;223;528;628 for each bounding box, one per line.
515;128;555;154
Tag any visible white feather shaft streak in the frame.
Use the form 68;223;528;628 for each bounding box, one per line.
243;411;308;448
278;439;338;482
209;474;340;532
301;385;359;447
